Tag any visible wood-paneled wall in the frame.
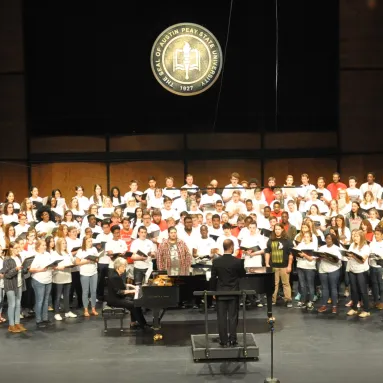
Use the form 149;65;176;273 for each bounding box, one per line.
31;163;107;201
341;154;383;185
188;160;262;188
264;158;338;185
1;156;381;204
0;162;28;201
110;161;184;193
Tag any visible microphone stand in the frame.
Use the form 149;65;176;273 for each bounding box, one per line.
264;316;280;383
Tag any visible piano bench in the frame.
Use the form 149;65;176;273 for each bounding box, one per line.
102;306;127;333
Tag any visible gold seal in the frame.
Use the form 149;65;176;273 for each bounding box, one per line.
150;22;223;96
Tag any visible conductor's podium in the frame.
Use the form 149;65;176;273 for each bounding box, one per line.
191;270;275;361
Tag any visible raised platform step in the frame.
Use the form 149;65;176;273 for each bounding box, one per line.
191;333;259;361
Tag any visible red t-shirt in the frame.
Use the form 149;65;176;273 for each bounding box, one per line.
263;188;275;206
270;211;283;222
153;220;168;232
120;228;133;263
327;182;347;200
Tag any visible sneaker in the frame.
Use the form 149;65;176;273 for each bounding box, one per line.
192;305;199;309
307;301;314;311
375;303;383;310
48;306;54;312
240;302;244;307
257;302;264;308
295;302;306;309
19;313;24;319
345;300;353;307
65;311;77;318
332;306;337;314
54;314;63;321
294;293;301;301
347;309;358;316
286;300;293;308
344;288;350;298
318;305;327;313
368;289;372;296
358;311;371;318
313;295;318;302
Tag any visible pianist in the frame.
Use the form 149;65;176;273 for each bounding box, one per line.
107;258;148;329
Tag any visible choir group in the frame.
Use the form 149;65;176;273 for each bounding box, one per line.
1;170;383;334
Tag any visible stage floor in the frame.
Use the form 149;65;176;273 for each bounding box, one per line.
1;298;382;383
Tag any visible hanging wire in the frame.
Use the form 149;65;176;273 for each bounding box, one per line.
211;0;235;132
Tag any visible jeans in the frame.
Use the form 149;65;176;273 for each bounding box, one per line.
134;268;148;285
370;267;383;303
80;274;97;309
0;287;4;315
319;269;340;306
349;271;369;312
54;283;71;314
297;268;316;303
32;279;52;323
97;263;109;300
6;287;23;326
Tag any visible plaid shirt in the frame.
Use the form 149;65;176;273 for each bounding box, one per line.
157;239;191;276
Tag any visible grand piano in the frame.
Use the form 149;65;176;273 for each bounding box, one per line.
133;267;275;329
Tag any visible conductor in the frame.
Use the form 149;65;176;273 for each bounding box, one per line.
210;239;246;347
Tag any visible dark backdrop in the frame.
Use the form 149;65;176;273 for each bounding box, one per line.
23;0;338;136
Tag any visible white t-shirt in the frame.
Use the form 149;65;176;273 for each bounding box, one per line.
52;252;74;284
296;241;317;270
317;244;342;273
130;239;156;269
15;224;30;238
132;223;160;240
76;248;98;276
316;188;332;202
346;188;362;202
222;184;245;201
98;232;113;264
360;183;382;200
2;214;18;225
30;252;54;284
347;243;370;273
368;218;381;230
172;198;188;213
76;196;90;212
178;229;201;253
369;240;383;268
161;208;180;221
225;200;246;225
200;193;222;208
66;237;81;272
193;237;218;257
241;234;266;268
148;197;164;210
112;196;126;207
35;221;56;236
105;239;128;268
162;188;180;200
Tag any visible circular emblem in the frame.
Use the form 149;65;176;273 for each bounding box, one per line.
150;22;223;96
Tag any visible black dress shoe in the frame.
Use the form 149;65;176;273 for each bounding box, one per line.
36;322;46;329
229;341;238;347
219;342;228;348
